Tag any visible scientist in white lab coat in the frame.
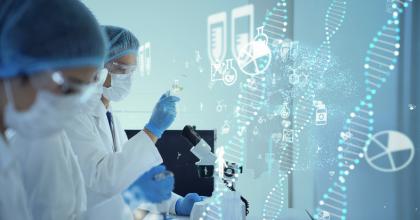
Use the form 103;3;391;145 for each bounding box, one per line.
0;0;108;219
64;25;201;220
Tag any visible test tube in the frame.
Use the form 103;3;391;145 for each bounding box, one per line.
170;80;183;96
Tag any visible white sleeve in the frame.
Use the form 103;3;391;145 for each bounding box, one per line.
65;114;163;204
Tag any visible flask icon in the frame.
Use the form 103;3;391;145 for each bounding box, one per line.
222;59;238;86
236;26;272;76
221;120;231;135
254;26;269;45
280;102;290;119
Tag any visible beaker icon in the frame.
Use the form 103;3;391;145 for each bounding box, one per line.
222;59;238;86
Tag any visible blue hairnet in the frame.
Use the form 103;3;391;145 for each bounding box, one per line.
0;0;27;70
0;0;107;78
102;25;140;63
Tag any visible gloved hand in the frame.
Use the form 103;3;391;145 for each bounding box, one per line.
129;165;174;204
145;91;180;138
175;193;204;216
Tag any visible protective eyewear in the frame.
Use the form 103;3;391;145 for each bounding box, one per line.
30;69;104;102
105;61;137;75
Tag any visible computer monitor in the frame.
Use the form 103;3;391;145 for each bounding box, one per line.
125;129;216;197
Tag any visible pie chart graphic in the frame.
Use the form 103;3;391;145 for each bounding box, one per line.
364;130;415;172
236;40;272;76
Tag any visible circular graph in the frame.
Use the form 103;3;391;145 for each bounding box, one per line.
364;130;415;172
236;40;272;76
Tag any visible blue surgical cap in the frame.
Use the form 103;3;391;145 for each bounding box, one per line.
0;0;26;69
102;25;140;63
0;0;107;78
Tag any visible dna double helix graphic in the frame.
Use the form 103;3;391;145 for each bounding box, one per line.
263;0;289;46
315;1;413;219
199;1;291;219
262;1;347;219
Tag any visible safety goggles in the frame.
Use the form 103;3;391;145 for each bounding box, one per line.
29;69;104;102
105;61;137;75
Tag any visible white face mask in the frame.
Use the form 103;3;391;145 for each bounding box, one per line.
102;73;133;102
83;68;109;112
4;80;83;139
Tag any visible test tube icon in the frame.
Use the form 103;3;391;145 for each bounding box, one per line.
231;4;254;60
207;12;227;64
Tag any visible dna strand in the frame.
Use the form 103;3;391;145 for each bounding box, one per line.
200;70;267;219
315;1;413;219
263;0;289;46
262;1;347;219
198;1;290;219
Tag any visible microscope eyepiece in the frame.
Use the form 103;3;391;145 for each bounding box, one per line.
182;125;201;146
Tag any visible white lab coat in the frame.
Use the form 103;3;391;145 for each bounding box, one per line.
64;100;179;220
11;131;87;220
0;135;32;220
105;106;182;215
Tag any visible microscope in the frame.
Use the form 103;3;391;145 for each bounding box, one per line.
181;125;249;219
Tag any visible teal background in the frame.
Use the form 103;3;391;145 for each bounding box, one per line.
82;1;419;219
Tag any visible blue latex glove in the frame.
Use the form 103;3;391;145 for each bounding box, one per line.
175;193;204;216
128;165;174;204
145;91;180;138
